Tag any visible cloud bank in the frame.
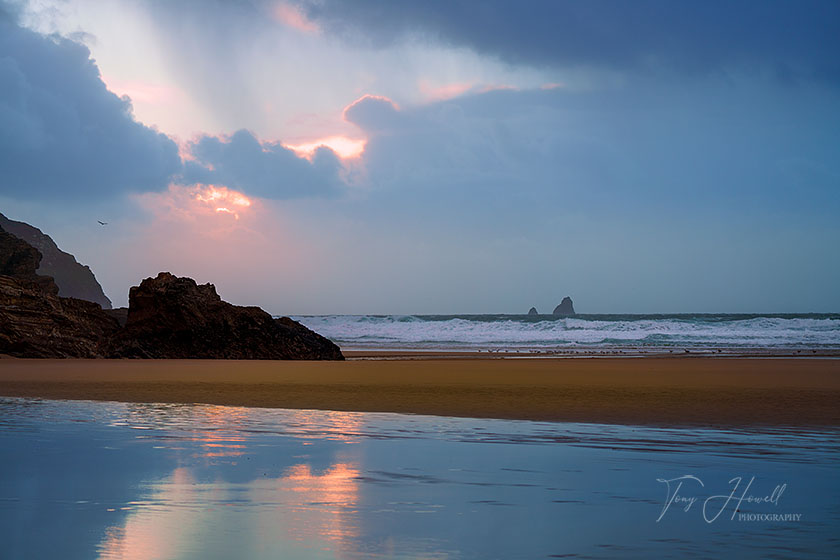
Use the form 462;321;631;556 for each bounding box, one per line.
300;0;840;83
0;9;349;202
181;130;344;199
348;84;840;221
0;9;181;199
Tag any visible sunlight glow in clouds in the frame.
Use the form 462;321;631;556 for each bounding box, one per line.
138;184;254;223
284;136;367;160
122;184;320;312
193;185;252;219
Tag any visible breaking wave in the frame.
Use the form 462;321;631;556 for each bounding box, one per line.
293;314;840;350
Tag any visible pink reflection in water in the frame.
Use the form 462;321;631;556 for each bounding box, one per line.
98;407;365;559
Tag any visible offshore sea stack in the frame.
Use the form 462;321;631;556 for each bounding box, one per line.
553;296;576;316
527;307;539;315
0;227;120;357
0;212;112;308
107;272;344;360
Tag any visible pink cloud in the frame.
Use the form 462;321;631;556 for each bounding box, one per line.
418;80;474;101
100;76;184;106
272;1;319;33
415;81;525;102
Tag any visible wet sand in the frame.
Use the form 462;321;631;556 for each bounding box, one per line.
0;357;838;426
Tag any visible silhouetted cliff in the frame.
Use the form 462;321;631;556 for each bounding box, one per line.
0;213;112;308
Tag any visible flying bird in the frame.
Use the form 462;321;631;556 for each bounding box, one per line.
97;221;108;226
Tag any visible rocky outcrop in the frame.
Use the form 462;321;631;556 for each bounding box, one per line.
106;273;344;360
104;307;129;327
0;227;58;295
0;227;120;357
0;213;112;308
553;297;576;316
0;230;343;360
528;307;538;315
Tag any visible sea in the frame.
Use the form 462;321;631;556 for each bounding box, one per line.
294;313;840;354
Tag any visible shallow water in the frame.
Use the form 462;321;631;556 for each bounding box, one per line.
0;397;838;559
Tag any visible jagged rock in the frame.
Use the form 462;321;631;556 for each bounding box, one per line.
0;213;112;308
106;272;344;360
0;226;58;295
528;307;538;315
553;296;576;316
0;228;119;357
0;231;342;360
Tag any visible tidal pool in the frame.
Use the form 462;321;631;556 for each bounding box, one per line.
0;397;837;559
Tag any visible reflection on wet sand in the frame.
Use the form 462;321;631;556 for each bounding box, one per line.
98;468;198;560
97;461;363;560
98;405;365;560
258;463;361;554
1;398;837;560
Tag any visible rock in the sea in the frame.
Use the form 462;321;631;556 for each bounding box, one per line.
0;213;112;308
553;297;576;316
0;227;120;357
107;272;344;360
528;307;538;315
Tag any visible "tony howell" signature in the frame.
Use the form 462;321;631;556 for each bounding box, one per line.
655;475;800;523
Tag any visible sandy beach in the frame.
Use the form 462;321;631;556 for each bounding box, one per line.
0;356;838;426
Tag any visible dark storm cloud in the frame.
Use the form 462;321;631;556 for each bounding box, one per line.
299;0;840;83
0;12;182;199
180;130;343;199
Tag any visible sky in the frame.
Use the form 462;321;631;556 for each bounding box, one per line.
0;0;838;314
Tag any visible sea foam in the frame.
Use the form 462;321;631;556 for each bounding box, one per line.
293;314;840;351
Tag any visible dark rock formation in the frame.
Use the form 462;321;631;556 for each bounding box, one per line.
104;307;129;327
0;227;120;357
0;213;112;308
0;230;343;360
528;307;538;315
553;297;576;316
106;272;343;360
0;227;58;295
